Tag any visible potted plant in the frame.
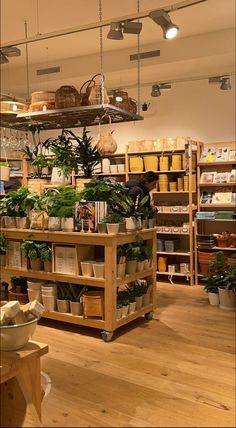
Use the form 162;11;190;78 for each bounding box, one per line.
21;240;44;271
70;128;101;179
126;282;144;310
56;187;79;231
219;263;236;310
8;276;28;304
0;187;39;229
39;243;52;272
102;213;124;235
41;188;62;231
56;283;70;313
116;301;123;319
0;194;18;228
0;162;10;181
140;206;156;229
0;233;8;267
203;279;219;306
110;194;149;232
23;143;50;179
216;232;230;248
122;243;141;274
69;284;87;315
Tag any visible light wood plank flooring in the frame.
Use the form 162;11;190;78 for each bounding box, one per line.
8;284;236;427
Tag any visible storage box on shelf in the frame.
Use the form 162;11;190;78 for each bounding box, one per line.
1;229;156;341
195;141;236;285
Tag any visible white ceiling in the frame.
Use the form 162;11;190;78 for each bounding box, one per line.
1;0;235;66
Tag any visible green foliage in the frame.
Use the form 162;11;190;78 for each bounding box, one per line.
203;251;235;293
23;143;50;178
110;194;149;219
140;206;155;219
117;290;130;306
0;233;8;255
121;240;151;261
0;162;9;167
42;186;80;218
68;284;87;302
126;281;148;298
69;128;101;178
102;213;124;224
43;130;77;178
10;276;27;293
21;240;51;261
0;187;39;217
78;179;126;202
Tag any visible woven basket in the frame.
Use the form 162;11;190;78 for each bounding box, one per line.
8;289;29;304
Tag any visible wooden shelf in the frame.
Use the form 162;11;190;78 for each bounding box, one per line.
156;271;191;277
115;304;153;328
1;267;105;287
42;311;105;329
198;161;236;166
156;251;190;256
128;148;197;156
196;218;235;222
128;170;194;174
199;183;236;187
116;269;153;286
153;191;196;194
156;231;189;235
212;246;236;251
200;204;235;208
93;172;126;176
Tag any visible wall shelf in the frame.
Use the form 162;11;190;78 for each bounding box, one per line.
156;271;191;277
199;183;236;187
198;161;236;166
156;251;190;256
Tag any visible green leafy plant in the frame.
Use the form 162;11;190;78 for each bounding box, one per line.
21;240;41;260
203;251;228;293
110;194;149;219
57;283;71;300
140;206;155;220
68;284;87;302
126;281;148;298
221;264;236;294
43;130;77;178
102;213;124;224
71;128;101;178
0;233;8;255
117;290;130;306
0;187;39;217
42;186;80;218
78;179;126;202
23;143;50;178
39;243;52;262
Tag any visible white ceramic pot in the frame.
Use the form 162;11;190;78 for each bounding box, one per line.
122;305;129;317
57;299;70;313
97;223;107;233
126;217;137;232
116;307;122;319
92;262;105;279
48;217;61;231
102;158;110;173
0;166;10;181
4;216;16;228
44;261;52;272
27;280;44;290
148;218;156;228
208;292;219;306
30;258;43;271
110;165;118;173
70;301;83;316
117;164;125;173
219;288;236;310
15;217;29;229
42;289;57;296
144;259;151;270
129;302;136;313
142;293;151;307
107;224;120;235
126;260;137;275
80;261;94;277
42;295;56;311
51;167;71;184
28;289;42;303
0;254;6;267
135;296;143;310
61;217;74;232
116;263;126;278
137;261;145;272
0;318;38;351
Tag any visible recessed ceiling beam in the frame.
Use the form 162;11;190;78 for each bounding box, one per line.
0;0;207;48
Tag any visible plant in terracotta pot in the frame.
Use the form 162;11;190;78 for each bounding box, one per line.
216;232;230;248
230;233;236;248
9;276;28;304
122;243;141;274
102;213;124;235
21;240;44;271
39;243;52;272
0;233;8;267
116;245;127;278
126;281;147;310
219;263;236;310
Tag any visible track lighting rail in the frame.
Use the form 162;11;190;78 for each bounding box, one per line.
0;0;207;49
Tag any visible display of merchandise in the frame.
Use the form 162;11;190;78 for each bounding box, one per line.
197;234;216;249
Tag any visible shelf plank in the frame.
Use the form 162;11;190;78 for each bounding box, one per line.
200;204;235;208
128;170;196;175
115;304;154;328
93;172;126;176
128;148;197;156
198;161;236;166
199;183;236;187
116;269;153;286
156;231;189;235
212;246;236;251
156;251;190;256
42;311;105;329
156;271;191;277
196;218;235;222
153;191;195;194
1;267;105;287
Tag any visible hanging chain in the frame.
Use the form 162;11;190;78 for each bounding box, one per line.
99;0;105;105
137;0;141;115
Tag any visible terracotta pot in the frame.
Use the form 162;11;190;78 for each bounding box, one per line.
0;166;10;181
8;289;28;304
30;258;44;271
158;256;167;272
216;238;229;248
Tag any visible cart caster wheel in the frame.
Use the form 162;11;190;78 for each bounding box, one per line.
101;331;114;342
144;311;154;320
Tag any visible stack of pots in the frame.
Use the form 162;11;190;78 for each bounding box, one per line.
159;157;169;171
198;251;216;274
41;283;57;311
159;174;168;192
27;280;44;303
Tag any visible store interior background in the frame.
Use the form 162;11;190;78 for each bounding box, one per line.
1;0;235;148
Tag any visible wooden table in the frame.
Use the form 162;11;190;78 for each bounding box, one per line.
0;340;48;427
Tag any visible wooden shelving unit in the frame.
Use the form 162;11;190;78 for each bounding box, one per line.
195;141;236;285
2;228;157;341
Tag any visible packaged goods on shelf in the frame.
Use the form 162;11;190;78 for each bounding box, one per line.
7;241;26;269
53;245;77;275
74;201;107;232
212;192;232;204
229;169;236;182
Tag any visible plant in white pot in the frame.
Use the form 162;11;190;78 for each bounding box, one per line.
21;240;44;271
69;284;87;316
102;213;124;235
39;243;52;272
0;233;8;267
0;187;39;229
126;282;144;310
122;243;140;275
56;283;70;313
109;194;149;232
56;187;80;231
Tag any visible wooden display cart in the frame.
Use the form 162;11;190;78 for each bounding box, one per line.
1;229;157;342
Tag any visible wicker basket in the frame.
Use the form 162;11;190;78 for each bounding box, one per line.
83;291;104;319
31;91;55;104
29;101;55;112
8;289;29;304
55;85;81;109
0;101;28;114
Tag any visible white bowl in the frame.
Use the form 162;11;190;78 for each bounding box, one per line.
0;318;38;351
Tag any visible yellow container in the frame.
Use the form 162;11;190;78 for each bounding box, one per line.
143;156;158;171
159;157;169;171
169;182;177;192
171;155;182;170
158;256;167;272
129;157;143;172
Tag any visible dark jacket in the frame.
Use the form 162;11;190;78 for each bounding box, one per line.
126;180;150;207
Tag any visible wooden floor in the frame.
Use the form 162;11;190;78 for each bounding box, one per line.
12;284;236;427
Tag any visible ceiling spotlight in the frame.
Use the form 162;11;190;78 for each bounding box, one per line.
208;76;231;90
220;77;231;90
123;21;142;34
149;9;179;40
107;22;124;40
151;85;161;97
